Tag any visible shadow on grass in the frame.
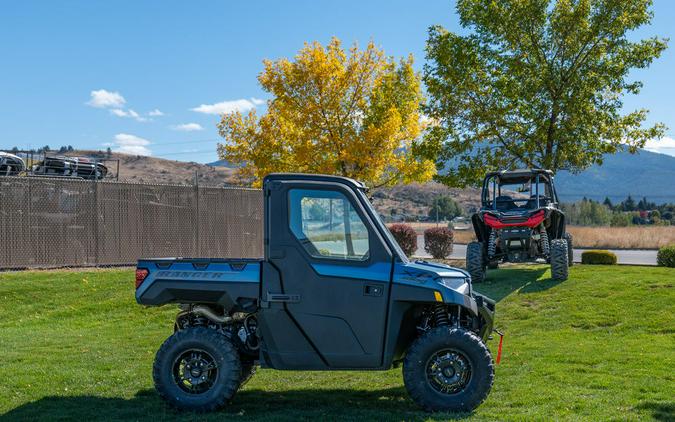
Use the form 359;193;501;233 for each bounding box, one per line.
635;401;675;422
0;387;476;422
474;266;563;302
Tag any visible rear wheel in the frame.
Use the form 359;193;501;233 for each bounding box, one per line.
153;327;241;412
550;239;569;281
403;327;494;412
466;242;486;283
564;233;574;267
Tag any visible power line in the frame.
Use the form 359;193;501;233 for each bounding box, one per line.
149;138;221;147
152;149;216;157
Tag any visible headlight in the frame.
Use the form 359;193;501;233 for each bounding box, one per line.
438;277;470;294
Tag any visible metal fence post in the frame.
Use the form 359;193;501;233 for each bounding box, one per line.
93;179;99;266
194;172;200;257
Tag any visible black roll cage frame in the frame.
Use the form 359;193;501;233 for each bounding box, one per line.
481;171;560;211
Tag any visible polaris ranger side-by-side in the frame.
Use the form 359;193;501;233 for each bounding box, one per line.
467;169;572;282
136;174;497;413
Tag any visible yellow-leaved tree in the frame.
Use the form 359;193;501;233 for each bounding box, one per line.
217;37;435;187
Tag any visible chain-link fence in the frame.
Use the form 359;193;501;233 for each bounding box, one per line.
0;177;263;269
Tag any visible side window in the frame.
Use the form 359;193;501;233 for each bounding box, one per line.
289;189;369;260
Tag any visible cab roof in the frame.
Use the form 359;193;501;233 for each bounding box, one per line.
485;169;553;183
263;173;367;190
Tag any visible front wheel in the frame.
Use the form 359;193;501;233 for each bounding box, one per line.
403;327;494;412
153;327;241;412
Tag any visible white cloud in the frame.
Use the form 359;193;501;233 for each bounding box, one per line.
87;89;160;122
111;133;152;156
644;136;675;157
171;123;204;132
191;97;264;115
109;108;149;122
87;89;126;108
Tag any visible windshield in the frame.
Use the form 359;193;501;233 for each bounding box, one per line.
357;190;409;262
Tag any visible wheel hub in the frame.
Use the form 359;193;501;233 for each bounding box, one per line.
172;349;218;394
426;350;471;394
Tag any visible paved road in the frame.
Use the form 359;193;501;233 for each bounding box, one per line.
414;235;658;265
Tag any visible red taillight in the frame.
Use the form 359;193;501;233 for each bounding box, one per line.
135;268;149;289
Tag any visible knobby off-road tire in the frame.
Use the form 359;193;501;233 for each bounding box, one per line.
550;239;569;281
466;242;486;283
403;327;494;413
565;233;574;267
153;327;241;412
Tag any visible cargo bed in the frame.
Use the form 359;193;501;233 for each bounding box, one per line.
135;258;261;310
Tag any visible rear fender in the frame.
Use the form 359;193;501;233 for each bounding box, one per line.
472;213;489;243
546;210;566;239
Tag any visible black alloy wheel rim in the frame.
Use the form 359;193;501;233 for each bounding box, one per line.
425;349;472;395
172;349;219;394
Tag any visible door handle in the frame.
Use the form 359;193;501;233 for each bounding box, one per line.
266;292;301;303
363;283;384;297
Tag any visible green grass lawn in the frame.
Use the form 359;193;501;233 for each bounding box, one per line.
0;265;673;421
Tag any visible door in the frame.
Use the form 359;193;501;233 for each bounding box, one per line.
261;180;393;369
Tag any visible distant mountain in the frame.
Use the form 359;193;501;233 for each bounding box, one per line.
555;149;675;203
208;159;232;167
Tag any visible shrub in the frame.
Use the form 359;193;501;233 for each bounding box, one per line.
388;223;417;257
424;227;454;259
581;250;618;265
657;244;675;267
610;212;633;227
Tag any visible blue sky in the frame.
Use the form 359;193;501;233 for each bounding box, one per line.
1;0;674;162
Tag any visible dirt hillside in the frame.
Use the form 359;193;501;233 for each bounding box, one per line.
69;150;236;186
61;150;477;215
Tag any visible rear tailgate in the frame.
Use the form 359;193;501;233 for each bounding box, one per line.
135;258;261;309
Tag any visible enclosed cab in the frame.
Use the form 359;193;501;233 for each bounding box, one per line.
0;152;25;176
136;173;498;413
32;156;108;180
467;169;572;282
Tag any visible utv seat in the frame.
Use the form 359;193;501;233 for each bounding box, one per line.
523;195;550;209
495;196;518;211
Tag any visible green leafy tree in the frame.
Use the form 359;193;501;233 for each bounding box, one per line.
603;197;613;209
429;196;463;221
610;212;633;227
562;198;611;226
422;0;667;186
621;195;637;211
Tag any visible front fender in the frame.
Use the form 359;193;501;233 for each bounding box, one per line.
473;293;495;341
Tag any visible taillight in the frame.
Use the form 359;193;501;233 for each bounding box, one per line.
135;268;149;289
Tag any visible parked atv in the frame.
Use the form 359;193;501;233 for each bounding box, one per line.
467;169;572;282
136;173;498;413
